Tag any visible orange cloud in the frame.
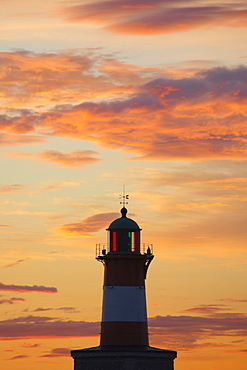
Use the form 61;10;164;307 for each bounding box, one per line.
38;149;101;168
0;184;24;194
43;181;81;191
7;150;101;168
61;0;247;35
0;283;57;293
0;134;45;146
0;50;131;110
1;53;247;161
60;212;119;236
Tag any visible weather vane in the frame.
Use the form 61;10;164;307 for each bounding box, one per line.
119;185;129;208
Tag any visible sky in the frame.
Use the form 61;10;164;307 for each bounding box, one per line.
0;0;247;369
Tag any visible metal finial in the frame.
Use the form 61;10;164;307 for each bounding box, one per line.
119;185;129;208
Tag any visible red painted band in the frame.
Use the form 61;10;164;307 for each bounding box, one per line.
100;321;149;346
103;254;150;287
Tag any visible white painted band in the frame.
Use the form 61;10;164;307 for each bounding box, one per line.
102;286;147;322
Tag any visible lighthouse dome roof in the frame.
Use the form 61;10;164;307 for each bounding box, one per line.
107;207;141;231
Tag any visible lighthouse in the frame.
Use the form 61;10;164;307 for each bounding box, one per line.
98;206;153;347
71;203;177;370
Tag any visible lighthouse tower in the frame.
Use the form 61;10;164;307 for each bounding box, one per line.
99;206;153;347
71;204;177;370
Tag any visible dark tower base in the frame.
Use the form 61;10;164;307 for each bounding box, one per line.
71;345;177;370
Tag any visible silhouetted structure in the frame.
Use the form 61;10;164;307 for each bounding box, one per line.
71;207;177;370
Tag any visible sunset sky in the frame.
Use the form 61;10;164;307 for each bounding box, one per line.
0;1;247;369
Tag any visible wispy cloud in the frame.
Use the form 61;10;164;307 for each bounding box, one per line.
148;312;247;350
43;181;81;191
0;134;45;146
0;297;25;305
37;149;101;168
32;306;78;313
61;0;247;35
0;283;57;293
0;259;28;269
0;185;24;194
39;347;70;358
7;149;101;168
182;304;231;314
60;212;119;235
8;355;29;360
0;315;99;340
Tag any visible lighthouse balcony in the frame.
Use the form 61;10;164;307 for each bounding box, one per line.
95;243;153;260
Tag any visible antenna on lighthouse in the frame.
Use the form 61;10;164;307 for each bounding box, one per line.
119;185;129;208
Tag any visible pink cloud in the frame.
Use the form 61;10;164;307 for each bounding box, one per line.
0;282;57;293
0;315;99;340
61;0;247;35
0;312;246;351
60;212;119;235
148;313;247;350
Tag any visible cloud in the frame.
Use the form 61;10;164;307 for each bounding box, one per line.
182;304;231;314
61;0;247;35
1;52;247;161
0;297;25;305
43;181;81;191
0;224;12;228
0;282;58;293
33;306;78;313
0;259;28;269
148;313;247;350
38;150;101;168
0;133;45;146
21;343;41;348
0;184;24;194
7;150;101;168
0;312;246;351
217;298;247;304
40;348;70;358
8;355;29;360
60;212;119;235
0;50;125;110
0;315;99;340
